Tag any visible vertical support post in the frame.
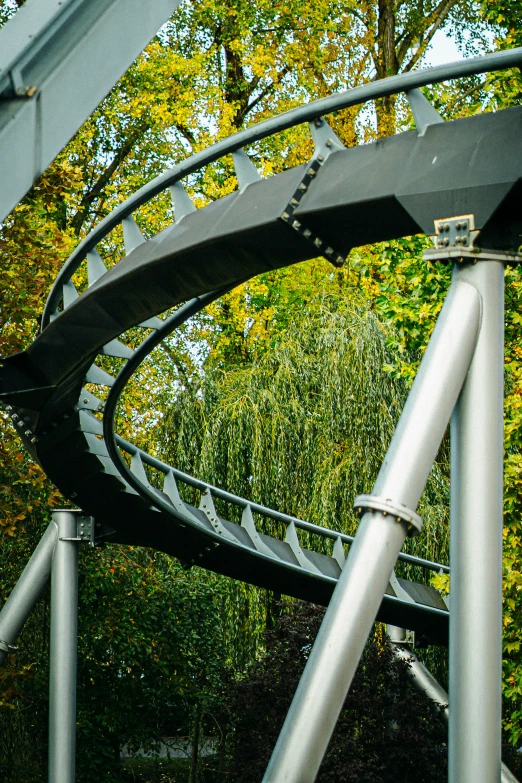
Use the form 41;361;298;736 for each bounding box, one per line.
263;280;482;783
48;510;80;783
450;260;504;783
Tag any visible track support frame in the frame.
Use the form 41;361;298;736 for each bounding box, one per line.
264;229;512;783
263;265;482;783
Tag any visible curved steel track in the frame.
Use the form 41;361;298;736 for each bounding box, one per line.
2;49;522;645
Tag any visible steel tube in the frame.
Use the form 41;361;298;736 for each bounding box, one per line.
263;280;481;783
48;510;79;783
0;521;57;666
449;260;504;783
391;642;449;717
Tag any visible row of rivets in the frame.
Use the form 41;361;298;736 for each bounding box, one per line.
1;404;39;444
279;158;345;268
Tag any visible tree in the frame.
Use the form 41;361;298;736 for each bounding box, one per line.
0;532;231;782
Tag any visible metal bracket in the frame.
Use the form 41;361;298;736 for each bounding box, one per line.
405;88;444;137
279;117;346;269
309;116;346;158
8;66;38;98
199;488;241;544
285;521;322;574
58;514;96;545
424;215;522;263
389;571;415;604
434;214;478;249
77;515;96;545
354;494;422;536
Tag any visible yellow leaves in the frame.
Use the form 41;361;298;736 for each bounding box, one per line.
47;487;63;507
430;571;450;596
0;661;34;710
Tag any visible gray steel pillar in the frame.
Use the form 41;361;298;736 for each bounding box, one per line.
450;259;504;783
48;510;80;783
263;279;482;783
0;521;57;666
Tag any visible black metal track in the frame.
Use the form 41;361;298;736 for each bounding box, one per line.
2;54;522;646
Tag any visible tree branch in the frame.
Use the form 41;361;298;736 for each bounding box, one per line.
238;65;291;124
69;121;149;235
397;0;458;70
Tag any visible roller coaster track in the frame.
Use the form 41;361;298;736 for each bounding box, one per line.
1;48;522;653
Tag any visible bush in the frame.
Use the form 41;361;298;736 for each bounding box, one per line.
224;602;448;783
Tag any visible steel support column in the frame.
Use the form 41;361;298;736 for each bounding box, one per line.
263;279;482;783
48;510;80;783
0;520;57;666
450;259;504;783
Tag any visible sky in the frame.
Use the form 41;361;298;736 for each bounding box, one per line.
426;31;464;66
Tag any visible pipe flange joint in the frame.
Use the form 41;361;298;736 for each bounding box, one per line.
0;638;18;654
353;494;422;536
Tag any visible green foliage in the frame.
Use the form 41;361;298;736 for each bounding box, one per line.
75;546;229;782
0;527;230;782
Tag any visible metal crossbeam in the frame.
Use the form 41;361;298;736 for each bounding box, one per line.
0;0;180;222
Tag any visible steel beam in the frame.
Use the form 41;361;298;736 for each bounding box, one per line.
48;510;80;783
0;0;180;222
262;279;482;783
449;259;504;783
0;520;57;666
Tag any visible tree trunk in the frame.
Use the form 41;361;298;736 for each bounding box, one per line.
189;702;201;783
376;0;398;136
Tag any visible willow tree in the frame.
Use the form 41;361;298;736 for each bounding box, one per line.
155;285;450;661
